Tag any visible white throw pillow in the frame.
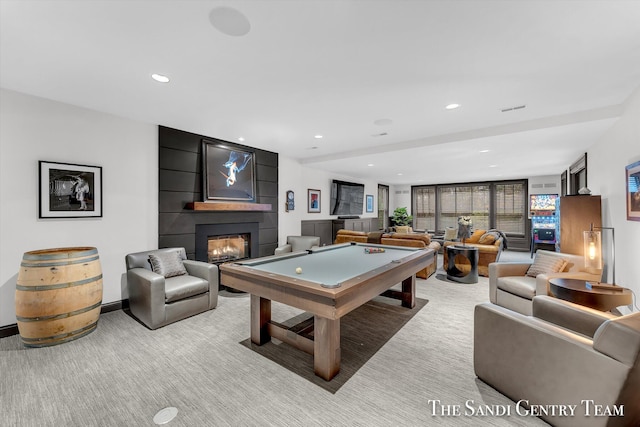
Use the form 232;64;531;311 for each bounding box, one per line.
526;253;566;277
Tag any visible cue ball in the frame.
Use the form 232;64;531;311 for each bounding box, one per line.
295;267;302;274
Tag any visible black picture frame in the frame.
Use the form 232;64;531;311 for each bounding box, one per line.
202;140;256;202
626;160;640;222
39;160;102;218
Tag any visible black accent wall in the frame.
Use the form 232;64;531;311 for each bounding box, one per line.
158;126;278;259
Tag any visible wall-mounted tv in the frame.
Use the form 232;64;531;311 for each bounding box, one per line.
530;194;558;212
330;180;364;216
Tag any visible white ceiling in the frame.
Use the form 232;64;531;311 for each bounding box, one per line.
2;0;639;185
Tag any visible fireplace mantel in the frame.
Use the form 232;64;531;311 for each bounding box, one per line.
186;202;272;212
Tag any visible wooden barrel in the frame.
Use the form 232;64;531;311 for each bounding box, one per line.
15;247;103;347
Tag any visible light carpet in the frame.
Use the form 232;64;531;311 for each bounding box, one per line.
0;257;546;426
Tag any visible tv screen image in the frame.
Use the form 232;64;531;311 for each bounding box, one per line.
530;194;558;211
330;180;364;216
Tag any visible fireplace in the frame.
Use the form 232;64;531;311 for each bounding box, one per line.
208;234;249;264
195;222;259;265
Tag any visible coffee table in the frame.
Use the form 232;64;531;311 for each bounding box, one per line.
548;278;632;312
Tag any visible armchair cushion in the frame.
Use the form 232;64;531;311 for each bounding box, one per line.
164;275;209;303
149;251;188;278
497;276;537;300
526;252;567;277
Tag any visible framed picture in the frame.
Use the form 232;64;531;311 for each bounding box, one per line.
626;160;640;222
308;189;321;213
39;161;102;218
366;194;374;213
202;140;256;202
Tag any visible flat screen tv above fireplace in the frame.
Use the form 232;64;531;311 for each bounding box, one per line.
329;180;364;216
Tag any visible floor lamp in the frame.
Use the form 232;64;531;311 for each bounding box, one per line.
583;223;615;285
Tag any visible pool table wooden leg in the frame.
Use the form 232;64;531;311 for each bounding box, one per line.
251;295;271;345
401;275;416;308
314;316;340;381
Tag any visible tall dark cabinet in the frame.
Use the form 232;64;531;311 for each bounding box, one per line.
559;195;601;256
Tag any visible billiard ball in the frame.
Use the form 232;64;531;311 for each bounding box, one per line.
295;267;302;274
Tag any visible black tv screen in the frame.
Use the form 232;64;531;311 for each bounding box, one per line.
330;180;364;216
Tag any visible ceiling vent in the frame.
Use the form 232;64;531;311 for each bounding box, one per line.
500;105;526;113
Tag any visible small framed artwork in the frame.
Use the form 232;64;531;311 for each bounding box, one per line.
626;160;640;222
366;194;374;213
202;140;256;202
39;160;103;218
308;189;321;213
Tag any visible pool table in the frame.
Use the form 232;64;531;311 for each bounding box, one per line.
219;242;434;380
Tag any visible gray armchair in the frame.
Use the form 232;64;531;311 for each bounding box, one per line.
489;249;602;315
274;236;320;255
475;296;640;427
125;247;218;330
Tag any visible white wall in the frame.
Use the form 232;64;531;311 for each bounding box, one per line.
528;175;561;197
277;156;379;245
0;89;158;327
390;185;412;215
587;85;640;314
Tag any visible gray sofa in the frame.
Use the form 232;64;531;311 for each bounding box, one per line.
489;249;602;315
474;296;640;427
125;247;218;330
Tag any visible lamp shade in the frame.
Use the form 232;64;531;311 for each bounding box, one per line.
583;230;602;270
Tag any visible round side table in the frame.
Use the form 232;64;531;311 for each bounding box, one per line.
446;245;479;284
549;278;632;311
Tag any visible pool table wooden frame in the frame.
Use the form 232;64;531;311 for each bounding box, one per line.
219;243;434;381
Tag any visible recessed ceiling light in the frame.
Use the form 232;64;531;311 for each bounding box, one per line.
397;173;403;176
445;103;460;110
209;7;251;37
489;165;498;168
151;73;170;83
479;149;490;153
314;135;323;139
367;163;374;167
238;137;245;142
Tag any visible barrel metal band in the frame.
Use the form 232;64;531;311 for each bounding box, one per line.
20;254;100;268
22;248;98;261
16;300;102;322
16;274;103;291
20;323;98;345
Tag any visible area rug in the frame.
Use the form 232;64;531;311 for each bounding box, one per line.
240;296;429;393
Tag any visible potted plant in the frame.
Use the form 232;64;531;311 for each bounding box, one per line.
392;207;413;227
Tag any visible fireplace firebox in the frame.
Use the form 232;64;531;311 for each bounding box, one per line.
208;234;249;264
195;222;259;266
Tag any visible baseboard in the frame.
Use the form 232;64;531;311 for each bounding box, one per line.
0;300;128;338
0;324;19;339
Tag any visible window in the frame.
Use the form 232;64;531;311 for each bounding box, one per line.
413;186;436;231
412;179;526;236
377;184;389;230
569;153;587;195
438;184;490;231
494;183;526;235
